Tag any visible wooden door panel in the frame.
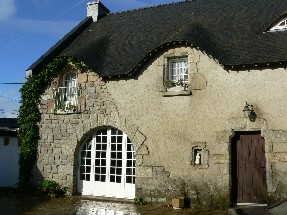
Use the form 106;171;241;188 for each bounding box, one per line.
232;132;267;204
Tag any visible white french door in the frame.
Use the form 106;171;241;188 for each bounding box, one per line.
78;128;136;199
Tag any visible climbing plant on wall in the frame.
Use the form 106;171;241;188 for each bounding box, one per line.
18;56;88;187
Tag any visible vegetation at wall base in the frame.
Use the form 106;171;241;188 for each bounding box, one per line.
133;197;147;205
18;56;88;187
39;180;66;198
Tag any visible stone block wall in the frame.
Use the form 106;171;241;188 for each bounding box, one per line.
34;67;120;189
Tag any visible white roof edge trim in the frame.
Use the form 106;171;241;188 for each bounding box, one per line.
270;17;287;31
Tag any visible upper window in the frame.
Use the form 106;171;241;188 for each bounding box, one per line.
54;71;78;114
165;58;189;92
270;17;287;31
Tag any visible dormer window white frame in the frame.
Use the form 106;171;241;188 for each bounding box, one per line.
270;17;287;32
164;57;189;92
169;58;189;86
54;71;78;114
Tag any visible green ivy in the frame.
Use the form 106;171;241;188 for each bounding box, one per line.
18;56;88;187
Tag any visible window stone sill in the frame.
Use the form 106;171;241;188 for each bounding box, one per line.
190;164;209;169
163;90;191;97
54;110;79;115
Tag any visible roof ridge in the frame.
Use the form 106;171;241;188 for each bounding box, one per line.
106;0;187;16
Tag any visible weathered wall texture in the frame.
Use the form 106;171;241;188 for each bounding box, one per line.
34;46;287;207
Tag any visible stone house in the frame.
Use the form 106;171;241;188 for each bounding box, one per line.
26;0;287;208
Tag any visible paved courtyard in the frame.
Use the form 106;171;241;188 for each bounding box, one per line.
2;188;287;215
0;189;228;215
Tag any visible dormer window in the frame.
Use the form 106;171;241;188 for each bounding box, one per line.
165;57;189;92
270;17;287;31
54;71;78;114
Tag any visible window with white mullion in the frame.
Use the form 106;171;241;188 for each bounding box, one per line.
171;63;178;82
126;138;136;184
110;128;123;184
54;70;78;113
95;130;108;182
78;128;136;199
169;58;188;85
64;72;78;106
80;137;92;181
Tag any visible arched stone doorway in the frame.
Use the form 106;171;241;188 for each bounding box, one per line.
77;127;136;199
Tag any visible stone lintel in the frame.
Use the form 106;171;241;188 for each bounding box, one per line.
228;117;267;131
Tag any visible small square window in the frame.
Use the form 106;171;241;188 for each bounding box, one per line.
163;57;191;96
169;58;188;85
194;149;202;165
190;143;209;168
165;58;188;89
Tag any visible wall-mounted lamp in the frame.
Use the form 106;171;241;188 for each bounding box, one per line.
243;102;257;122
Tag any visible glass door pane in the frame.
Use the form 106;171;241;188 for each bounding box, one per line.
79;128;136;199
126;138;135;184
110;129;123;183
95;130;108;182
79;137;92;181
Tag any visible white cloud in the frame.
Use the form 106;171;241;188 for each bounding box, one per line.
0;0;16;22
102;0;182;12
9;18;79;37
102;0;150;12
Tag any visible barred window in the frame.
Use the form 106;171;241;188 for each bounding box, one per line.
54;71;78;114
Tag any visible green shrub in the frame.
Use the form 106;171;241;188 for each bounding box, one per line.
133;197;147;205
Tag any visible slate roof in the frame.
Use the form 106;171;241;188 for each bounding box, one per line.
29;0;287;77
0;118;18;129
0;118;18;136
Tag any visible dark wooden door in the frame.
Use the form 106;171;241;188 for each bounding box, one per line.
231;132;267;204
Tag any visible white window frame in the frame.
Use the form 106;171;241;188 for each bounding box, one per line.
63;71;78;104
78;128;136;199
168;58;188;85
164;57;189;94
270;17;287;31
54;71;78;113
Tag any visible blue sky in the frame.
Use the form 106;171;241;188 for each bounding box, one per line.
0;0;181;118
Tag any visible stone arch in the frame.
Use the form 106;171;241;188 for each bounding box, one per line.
74;112;147;155
72;113;148;194
74;126;136;198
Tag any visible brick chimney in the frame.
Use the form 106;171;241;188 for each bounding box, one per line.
87;1;110;22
